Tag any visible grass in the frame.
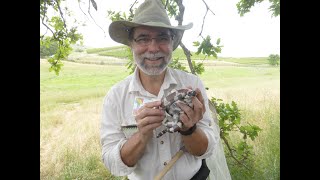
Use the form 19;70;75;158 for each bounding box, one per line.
40;60;130;180
40;55;279;179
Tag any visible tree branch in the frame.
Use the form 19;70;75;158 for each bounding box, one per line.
174;0;184;24
40;28;49;40
87;0;106;37
54;0;67;29
174;0;196;74
180;42;195;74
221;135;250;171
41;15;55;39
201;0;215;15
130;0;138;15
40;1;55;39
199;0;215;37
78;1;90;21
198;9;208;37
165;0;169;9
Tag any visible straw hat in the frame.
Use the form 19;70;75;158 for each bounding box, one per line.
108;0;193;50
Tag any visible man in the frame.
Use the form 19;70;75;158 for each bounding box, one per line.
100;0;220;179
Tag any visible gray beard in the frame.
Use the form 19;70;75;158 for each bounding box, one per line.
134;51;172;76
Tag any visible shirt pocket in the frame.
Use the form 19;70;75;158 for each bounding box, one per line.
121;113;138;139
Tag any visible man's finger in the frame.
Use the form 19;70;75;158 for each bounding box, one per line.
138;116;165;127
136;100;162;114
176;102;193;119
194;88;206;113
143;100;162;108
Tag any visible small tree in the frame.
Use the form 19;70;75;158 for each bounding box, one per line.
268;54;280;66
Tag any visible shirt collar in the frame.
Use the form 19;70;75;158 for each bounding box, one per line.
128;67;144;93
128;67;178;94
162;67;177;90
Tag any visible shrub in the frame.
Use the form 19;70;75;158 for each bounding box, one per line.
267;54;280;66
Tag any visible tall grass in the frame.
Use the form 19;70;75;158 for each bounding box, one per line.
200;66;280;179
40;59;279;179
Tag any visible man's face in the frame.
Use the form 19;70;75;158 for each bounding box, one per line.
130;26;174;76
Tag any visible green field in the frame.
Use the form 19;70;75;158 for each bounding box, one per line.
40;53;280;179
84;46;269;65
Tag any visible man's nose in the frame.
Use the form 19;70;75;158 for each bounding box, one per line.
147;39;160;53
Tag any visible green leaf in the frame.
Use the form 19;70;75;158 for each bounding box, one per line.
216;38;221;45
193;41;200;46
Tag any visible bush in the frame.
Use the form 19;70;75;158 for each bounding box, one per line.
267;54;280;66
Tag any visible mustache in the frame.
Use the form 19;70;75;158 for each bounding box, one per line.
141;52;166;59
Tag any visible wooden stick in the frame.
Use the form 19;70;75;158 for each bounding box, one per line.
154;150;184;180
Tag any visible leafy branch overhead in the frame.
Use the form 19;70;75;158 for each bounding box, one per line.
40;0;278;75
40;0;85;75
237;0;280;17
193;36;222;59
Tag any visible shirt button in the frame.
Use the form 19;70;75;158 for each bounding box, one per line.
160;141;164;144
164;162;167;166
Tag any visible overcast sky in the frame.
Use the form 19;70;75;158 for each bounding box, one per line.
45;0;280;57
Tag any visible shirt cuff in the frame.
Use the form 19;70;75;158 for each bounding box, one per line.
194;123;220;159
108;139;137;176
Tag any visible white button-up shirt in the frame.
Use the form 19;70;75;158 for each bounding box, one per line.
100;67;219;180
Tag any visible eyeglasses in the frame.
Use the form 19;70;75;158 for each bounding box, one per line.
133;34;174;46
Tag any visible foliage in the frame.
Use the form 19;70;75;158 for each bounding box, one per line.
191;60;205;75
168;58;188;72
107;10;134;22
40;0;84;75
40;36;59;58
161;0;178;18
193;36;222;59
267;54;280;66
236;0;280;17
125;46;135;74
211;97;262;171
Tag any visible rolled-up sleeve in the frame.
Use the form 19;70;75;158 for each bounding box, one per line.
195;111;220;159
194;77;220;159
100;91;136;176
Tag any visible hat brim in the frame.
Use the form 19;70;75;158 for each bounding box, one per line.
109;21;193;51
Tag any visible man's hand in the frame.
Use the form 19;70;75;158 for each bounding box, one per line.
135;101;165;142
177;88;205;131
176;88;208;156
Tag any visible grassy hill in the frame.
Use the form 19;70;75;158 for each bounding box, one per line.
83;45;269;65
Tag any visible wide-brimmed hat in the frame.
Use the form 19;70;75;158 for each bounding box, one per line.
108;0;193;50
